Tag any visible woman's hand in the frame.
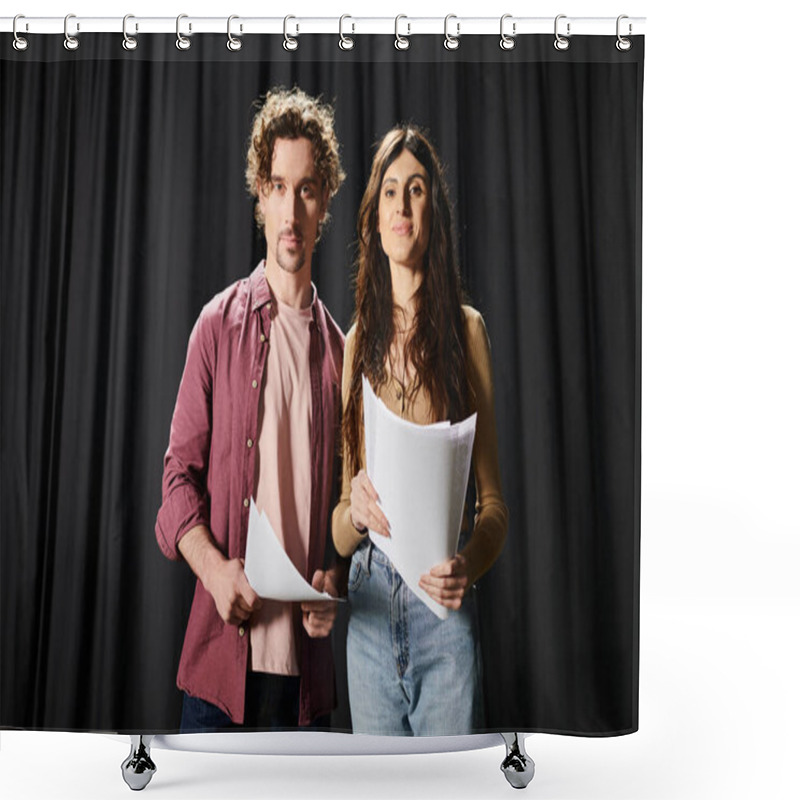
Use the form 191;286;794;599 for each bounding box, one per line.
419;554;469;610
349;469;391;538
301;569;339;638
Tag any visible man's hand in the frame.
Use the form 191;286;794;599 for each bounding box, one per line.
418;554;470;610
205;557;262;626
178;525;261;626
301;569;338;638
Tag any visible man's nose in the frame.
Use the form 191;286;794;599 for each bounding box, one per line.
283;190;302;222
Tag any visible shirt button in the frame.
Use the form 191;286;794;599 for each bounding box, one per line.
238;626;245;637
252;380;258;389
243;498;250;508
260;334;266;343
247;438;253;448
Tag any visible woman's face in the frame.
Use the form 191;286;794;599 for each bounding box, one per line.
377;148;431;273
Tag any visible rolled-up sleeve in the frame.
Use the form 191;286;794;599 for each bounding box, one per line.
155;306;217;561
465;308;509;554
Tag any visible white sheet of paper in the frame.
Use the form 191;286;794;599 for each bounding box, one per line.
363;376;477;619
244;500;340;602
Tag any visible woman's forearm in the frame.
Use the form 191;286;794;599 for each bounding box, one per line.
331;497;366;557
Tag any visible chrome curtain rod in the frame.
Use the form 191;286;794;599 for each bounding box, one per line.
1;15;646;36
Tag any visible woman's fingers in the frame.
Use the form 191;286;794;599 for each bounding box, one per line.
419;574;468;591
419;555;469;607
367;505;391;537
355;470;379;502
351;470;390;536
428;554;467;578
417;581;465;610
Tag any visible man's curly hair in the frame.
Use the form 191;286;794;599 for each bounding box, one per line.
245;87;346;232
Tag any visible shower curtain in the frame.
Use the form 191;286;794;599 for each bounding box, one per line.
1;27;644;736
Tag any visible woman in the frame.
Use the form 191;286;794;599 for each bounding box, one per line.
331;126;508;736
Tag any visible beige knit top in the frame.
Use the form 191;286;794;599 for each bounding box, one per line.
331;305;508;585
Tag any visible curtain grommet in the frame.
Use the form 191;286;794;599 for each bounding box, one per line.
339;14;355;50
64;13;79;51
616;15;632;51
499;14;516;51
554;14;570;51
394;15;410;51
283;16;298;51
444;14;460;51
227;15;242;51
12;15;29;51
122;14;138;51
176;14;191;51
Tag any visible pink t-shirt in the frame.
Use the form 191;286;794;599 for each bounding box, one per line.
249;288;314;676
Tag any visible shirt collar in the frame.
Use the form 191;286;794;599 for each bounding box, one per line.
249;260;272;311
249;259;320;325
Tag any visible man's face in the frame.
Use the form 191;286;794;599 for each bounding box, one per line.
258;137;328;275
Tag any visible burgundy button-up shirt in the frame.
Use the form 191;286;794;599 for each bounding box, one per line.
155;262;344;726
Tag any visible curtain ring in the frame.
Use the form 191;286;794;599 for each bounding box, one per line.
227;15;242;51
122;15;138;51
283;16;298;51
12;15;29;51
64;13;79;51
616;14;632;51
339;15;354;50
554;14;570;51
394;15;410;51
499;14;515;51
444;14;460;51
175;14;191;50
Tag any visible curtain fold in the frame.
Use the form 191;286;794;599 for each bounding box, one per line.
1;33;643;733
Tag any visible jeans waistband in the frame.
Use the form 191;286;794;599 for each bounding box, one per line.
355;536;394;574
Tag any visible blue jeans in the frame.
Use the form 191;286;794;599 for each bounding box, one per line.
346;539;484;736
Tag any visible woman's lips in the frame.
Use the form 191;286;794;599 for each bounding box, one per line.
392;224;412;235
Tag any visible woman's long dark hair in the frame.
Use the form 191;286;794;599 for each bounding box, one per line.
343;126;470;478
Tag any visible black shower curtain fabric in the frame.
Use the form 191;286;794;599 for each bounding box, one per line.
0;33;643;734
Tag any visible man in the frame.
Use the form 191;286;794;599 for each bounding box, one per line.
155;87;346;731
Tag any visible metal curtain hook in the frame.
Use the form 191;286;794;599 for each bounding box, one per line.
64;13;79;51
283;16;298;51
444;14;460;51
122;14;138;51
395;15;410;51
12;14;29;51
500;14;515;51
176;14;191;50
616;14;632;51
339;15;354;50
554;14;570;51
227;15;242;51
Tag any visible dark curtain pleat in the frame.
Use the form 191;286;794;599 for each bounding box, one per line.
1;34;643;733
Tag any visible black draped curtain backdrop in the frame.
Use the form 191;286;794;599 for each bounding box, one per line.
1;34;643;734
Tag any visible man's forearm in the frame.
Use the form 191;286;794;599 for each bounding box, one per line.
177;525;227;588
